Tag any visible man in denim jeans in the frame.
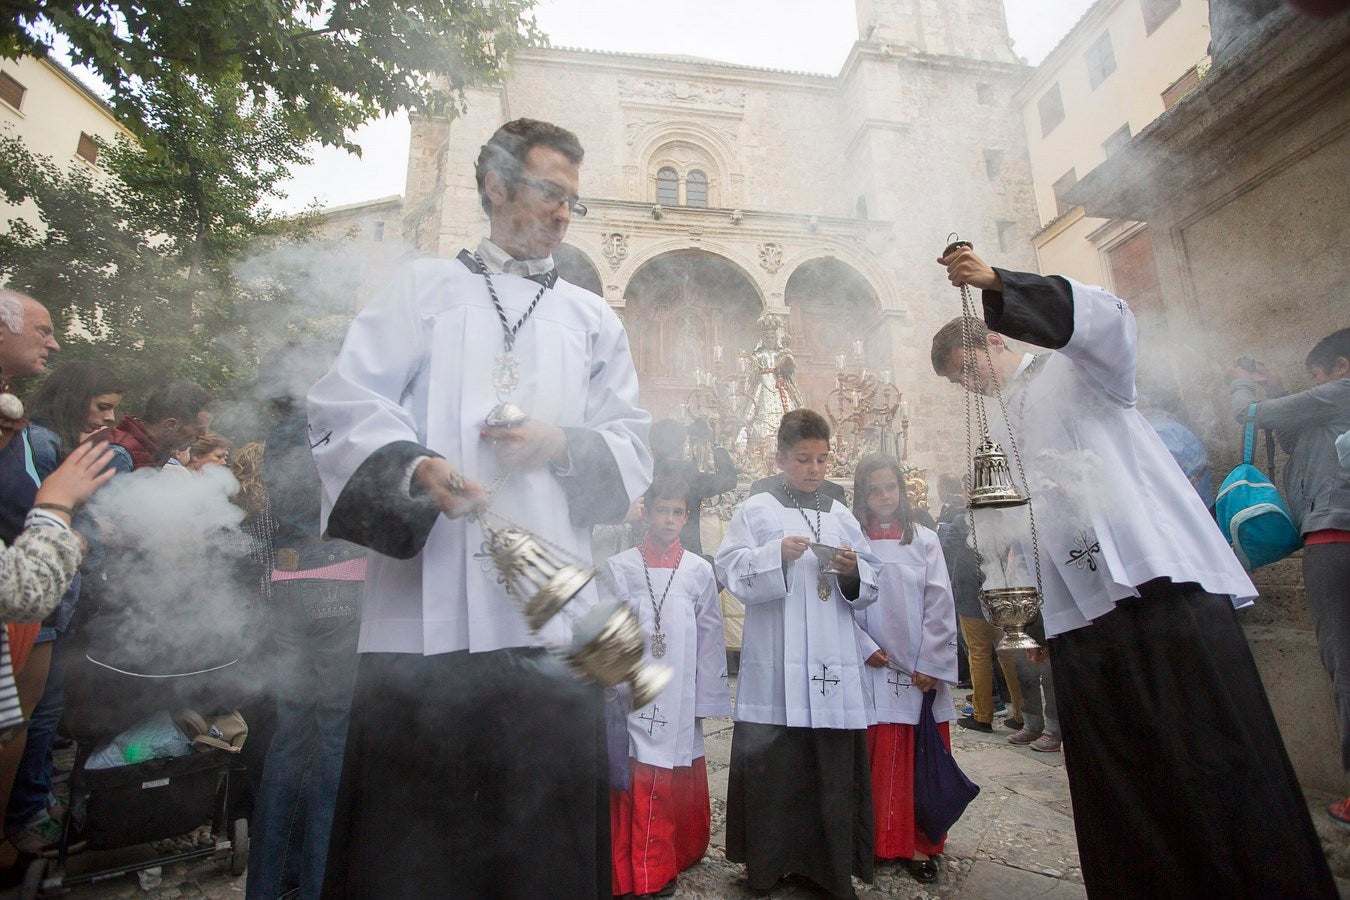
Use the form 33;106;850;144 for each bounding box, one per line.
247;353;365;900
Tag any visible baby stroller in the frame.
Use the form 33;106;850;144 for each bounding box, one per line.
21;578;252;896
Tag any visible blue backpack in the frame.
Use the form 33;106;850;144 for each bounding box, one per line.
1215;404;1302;571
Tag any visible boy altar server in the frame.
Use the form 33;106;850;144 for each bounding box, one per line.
603;473;731;897
930;245;1334;898
715;409;878;899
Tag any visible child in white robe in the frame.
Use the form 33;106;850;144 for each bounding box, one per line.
715;409;878;899
603;474;730;897
851;453;958;883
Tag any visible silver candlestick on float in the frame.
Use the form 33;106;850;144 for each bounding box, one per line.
946;234;1045;652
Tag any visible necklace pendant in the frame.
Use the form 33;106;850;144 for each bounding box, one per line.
492;351;520;398
650;631;667;659
818;573;832;601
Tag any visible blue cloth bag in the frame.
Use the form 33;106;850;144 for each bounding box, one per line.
914;689;980;844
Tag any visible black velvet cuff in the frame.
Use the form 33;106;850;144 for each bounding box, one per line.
326;441;444;559
982;268;1075;350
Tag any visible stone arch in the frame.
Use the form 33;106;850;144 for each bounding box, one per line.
783;256;890;412
554;242;603;295
780;247;894;315
620;239;766;307
623;248;764;421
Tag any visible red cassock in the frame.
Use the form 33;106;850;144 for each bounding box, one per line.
867;721;951;860
610;757;712;895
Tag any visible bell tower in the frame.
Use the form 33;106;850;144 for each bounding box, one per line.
855;0;1018;63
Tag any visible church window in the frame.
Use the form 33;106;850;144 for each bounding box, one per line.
976;83;994;106
656;167;679;205
1103;123;1132;159
1085;32;1117;90
1038;84;1064;137
856;195;868;220
686;169;708;207
1052;168;1078;217
76;132;99;165
1141;0;1181;35
0;71;24;111
983;148;1004;181
373;221;385;242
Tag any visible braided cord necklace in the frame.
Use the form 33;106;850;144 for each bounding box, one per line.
641;545;683;660
476;252;554;402
783;477;832;600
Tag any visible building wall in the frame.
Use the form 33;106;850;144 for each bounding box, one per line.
402;24;1039;480
0;55;131;171
0;55;135;231
1017;0;1211;286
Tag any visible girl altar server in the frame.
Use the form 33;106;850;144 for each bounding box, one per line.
851;453;959;884
603;473;731;898
715;409;879;899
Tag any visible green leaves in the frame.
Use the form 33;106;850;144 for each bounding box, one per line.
3;0;543;152
2;0;542;418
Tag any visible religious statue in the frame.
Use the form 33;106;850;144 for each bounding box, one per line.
735;312;805;457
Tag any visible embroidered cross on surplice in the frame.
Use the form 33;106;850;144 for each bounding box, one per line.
638;706;668;736
811;664;840;696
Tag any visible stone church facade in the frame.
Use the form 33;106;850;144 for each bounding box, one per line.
398;0;1040;476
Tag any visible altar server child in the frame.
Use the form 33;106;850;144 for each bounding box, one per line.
851;453;959;884
715;408;879;899
604;473;731;898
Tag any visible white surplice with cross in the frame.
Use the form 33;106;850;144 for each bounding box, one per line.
714;492;878;729
601;549;731;768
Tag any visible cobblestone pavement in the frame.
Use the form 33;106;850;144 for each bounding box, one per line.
23;683;1350;899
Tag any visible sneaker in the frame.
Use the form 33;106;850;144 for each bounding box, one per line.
960;702;1007;718
1030;733;1062;753
1328;798;1350;830
8;812;62;854
1007;727;1039;745
956;716;993;733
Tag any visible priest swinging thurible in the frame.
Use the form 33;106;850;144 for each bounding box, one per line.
929;243;1335;898
306;119;652;899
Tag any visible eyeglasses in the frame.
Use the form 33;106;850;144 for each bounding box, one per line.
515;176;587;217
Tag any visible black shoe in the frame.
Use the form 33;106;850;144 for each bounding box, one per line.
1003;718;1024;730
905;857;940;883
956;680;972;689
956;715;992;733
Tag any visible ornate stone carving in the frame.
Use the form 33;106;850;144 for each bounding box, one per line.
758;243;784;275
623;118;662;146
618;75;746;108
601;233;628;271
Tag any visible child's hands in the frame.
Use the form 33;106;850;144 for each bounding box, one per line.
912;671;938;691
831;543;858;577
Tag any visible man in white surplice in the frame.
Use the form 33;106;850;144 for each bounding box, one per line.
306;119;651;899
930;245;1334;898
